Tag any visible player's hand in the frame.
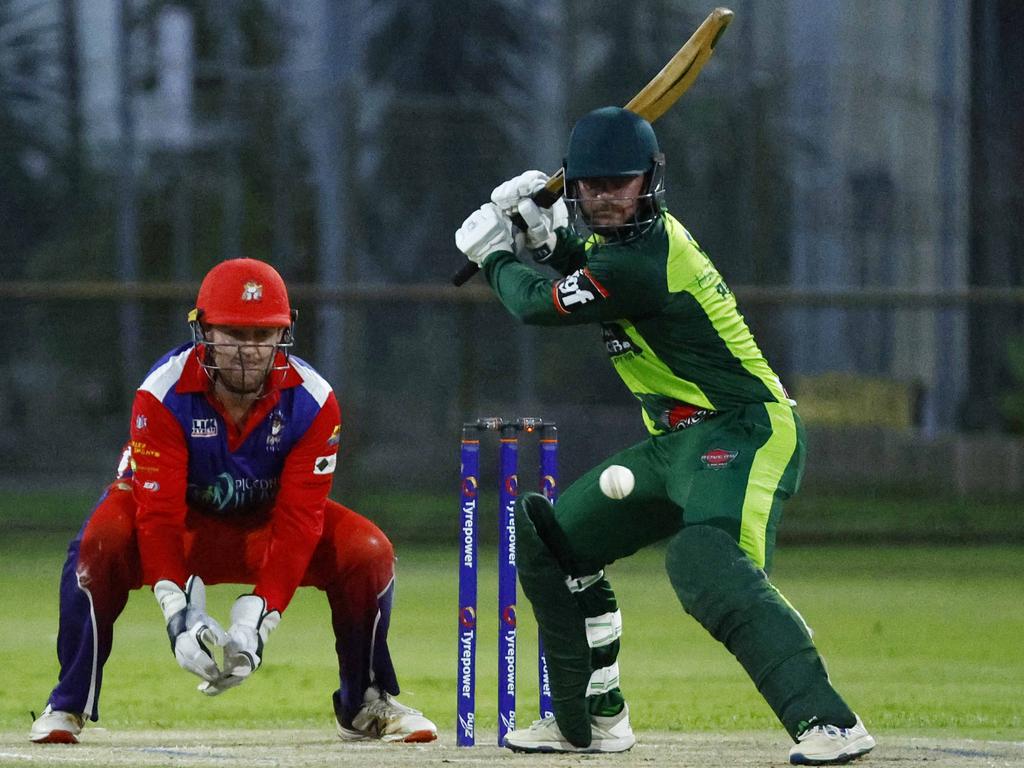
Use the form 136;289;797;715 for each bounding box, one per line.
199;594;280;696
491;170;549;214
455;203;514;266
517;196;568;260
154;575;228;683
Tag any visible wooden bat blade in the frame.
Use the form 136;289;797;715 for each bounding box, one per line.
624;7;734;122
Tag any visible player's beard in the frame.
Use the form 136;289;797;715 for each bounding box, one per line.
583;198;637;235
213;349;274;397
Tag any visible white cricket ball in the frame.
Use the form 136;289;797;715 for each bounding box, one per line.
599;465;635;500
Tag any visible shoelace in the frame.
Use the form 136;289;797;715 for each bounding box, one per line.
365;695;421;718
806;724;848;738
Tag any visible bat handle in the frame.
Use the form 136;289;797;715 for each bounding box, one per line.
451;261;480;286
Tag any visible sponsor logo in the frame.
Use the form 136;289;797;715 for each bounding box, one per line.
701;448;739;469
554;268;606;314
241;281;263;301
504;474;518;495
461;497;476;567
460;606;476;629
663;404;715;431
188;472;279;512
135;414;147;430
130;440;160;458
502;628;517;700
459;629;475;703
142;480;160;491
602;323;642;359
327;424;341;447
461;475;478;498
313;454;336;475
191;418;218;438
501;604;517;628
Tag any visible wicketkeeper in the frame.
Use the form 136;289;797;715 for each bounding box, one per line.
455;107;875;764
30;258;437;745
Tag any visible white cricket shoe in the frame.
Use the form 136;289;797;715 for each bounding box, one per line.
336;686;437;743
29;705;84;744
789;714;875;765
504;703;635;753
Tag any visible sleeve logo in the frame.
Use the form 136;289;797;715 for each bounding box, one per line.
313;454;337;475
554;268;606;314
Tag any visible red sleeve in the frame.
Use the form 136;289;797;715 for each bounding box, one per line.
130;390;190;587
254;392;341;612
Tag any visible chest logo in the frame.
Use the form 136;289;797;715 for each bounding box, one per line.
191;418;219;438
266;412;285;451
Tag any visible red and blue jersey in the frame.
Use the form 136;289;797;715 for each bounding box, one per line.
126;343;341;611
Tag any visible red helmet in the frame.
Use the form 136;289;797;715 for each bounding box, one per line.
192;258;292;327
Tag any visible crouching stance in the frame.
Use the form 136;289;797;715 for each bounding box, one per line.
30;258;436;745
456;107;874;764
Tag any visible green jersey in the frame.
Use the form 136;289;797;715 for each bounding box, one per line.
482;212;794;434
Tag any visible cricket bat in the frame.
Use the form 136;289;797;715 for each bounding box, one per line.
452;7;735;286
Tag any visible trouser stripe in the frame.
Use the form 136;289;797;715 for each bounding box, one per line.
367;576;395;685
77;572;99;719
739;403;797;568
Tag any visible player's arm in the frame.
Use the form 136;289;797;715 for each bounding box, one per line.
483;251;660;326
253;392;340;613
131;390;190;586
132;392;228;683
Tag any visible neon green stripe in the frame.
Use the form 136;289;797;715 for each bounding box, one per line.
739;403;797;568
664;216;793;406
616;323;715;409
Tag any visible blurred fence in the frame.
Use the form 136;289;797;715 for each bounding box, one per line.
2;281;1022;502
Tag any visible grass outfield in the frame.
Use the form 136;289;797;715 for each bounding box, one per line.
1;530;1021;745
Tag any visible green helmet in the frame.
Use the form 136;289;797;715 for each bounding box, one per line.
564;106;661;180
563;107;666;241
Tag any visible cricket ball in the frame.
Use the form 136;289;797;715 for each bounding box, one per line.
599;465;635;500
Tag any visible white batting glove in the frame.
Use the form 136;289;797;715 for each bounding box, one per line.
198;594;280;696
490;170;550;214
154;575;228;683
455;203;515;266
518;196;568;260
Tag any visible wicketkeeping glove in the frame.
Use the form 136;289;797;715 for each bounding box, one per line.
154;575;228;683
455;203;515;266
198;594;280;696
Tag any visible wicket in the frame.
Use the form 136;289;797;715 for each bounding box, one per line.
457;417;557;747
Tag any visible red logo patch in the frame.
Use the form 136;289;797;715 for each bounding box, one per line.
701;448;738;469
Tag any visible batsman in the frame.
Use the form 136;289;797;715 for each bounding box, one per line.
455;107;876;764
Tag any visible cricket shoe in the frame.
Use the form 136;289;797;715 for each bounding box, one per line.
789;714;875;765
504;703;635;753
335;687;437;743
29;705;84;744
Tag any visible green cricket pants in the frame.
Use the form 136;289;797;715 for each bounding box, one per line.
558;400;805;574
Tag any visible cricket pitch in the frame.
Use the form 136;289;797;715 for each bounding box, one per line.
1;729;1021;767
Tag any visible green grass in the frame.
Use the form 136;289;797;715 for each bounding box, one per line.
9;486;1020;545
2;530;1021;741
